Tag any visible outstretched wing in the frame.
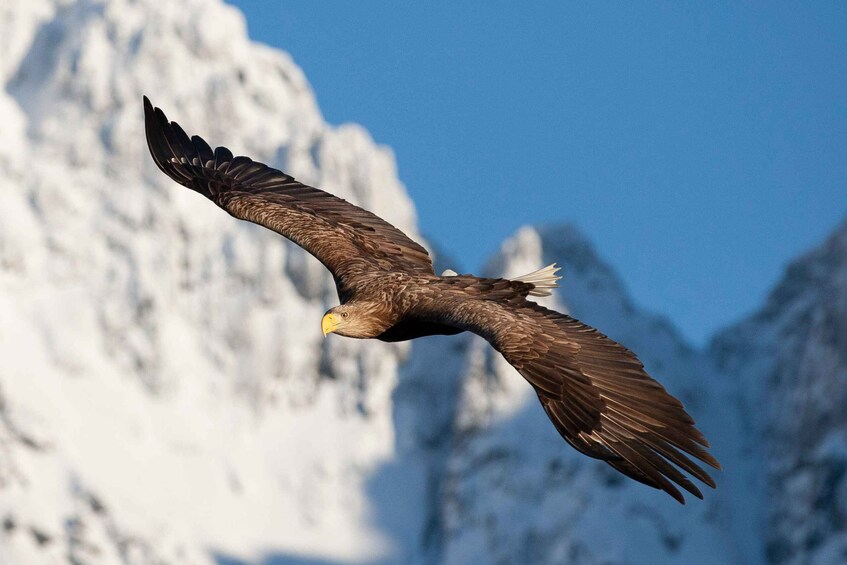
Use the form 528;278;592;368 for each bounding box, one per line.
428;286;720;503
143;97;434;290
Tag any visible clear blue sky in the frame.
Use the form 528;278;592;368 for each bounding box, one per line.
227;1;847;346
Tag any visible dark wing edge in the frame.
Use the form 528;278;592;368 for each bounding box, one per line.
443;294;720;504
142;96;434;279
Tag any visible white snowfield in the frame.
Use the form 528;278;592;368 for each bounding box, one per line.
0;1;843;564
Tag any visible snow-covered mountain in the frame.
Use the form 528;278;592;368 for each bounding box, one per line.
712;220;847;565
437;226;748;565
0;0;433;562
0;0;844;564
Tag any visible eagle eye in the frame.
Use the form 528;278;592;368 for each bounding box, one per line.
341;312;349;318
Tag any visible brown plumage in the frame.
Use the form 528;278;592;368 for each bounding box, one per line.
144;97;720;504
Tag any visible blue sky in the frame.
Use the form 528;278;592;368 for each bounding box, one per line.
227;1;847;346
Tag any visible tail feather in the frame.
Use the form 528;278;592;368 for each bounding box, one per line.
512;263;562;297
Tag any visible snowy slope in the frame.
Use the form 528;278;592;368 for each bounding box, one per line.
438;225;748;565
712;220;847;565
0;0;429;562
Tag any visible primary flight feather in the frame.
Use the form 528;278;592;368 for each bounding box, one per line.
144;97;720;504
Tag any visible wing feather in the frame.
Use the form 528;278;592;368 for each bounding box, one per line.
144;97;434;288
428;288;720;504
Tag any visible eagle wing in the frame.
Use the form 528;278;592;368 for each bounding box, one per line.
430;286;720;503
143;97;434;289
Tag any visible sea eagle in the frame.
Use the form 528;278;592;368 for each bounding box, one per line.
144;97;720;503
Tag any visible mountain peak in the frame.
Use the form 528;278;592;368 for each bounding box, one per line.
0;0;423;562
714;216;847;353
485;223;625;295
709;216;847;565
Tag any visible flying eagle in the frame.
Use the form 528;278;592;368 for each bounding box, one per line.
144;97;720;503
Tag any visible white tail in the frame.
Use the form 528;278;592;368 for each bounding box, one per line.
441;269;459;277
513;263;562;297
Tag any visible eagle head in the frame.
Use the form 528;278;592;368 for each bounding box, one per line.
321;303;393;339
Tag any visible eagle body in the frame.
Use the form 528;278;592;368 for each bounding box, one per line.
144;97;720;504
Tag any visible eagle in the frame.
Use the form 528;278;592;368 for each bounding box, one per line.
144;97;720;504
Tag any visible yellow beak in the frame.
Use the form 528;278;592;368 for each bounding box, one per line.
321;313;340;337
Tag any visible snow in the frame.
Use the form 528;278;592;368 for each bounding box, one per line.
711;219;847;565
1;0;845;563
0;0;421;562
439;225;749;565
